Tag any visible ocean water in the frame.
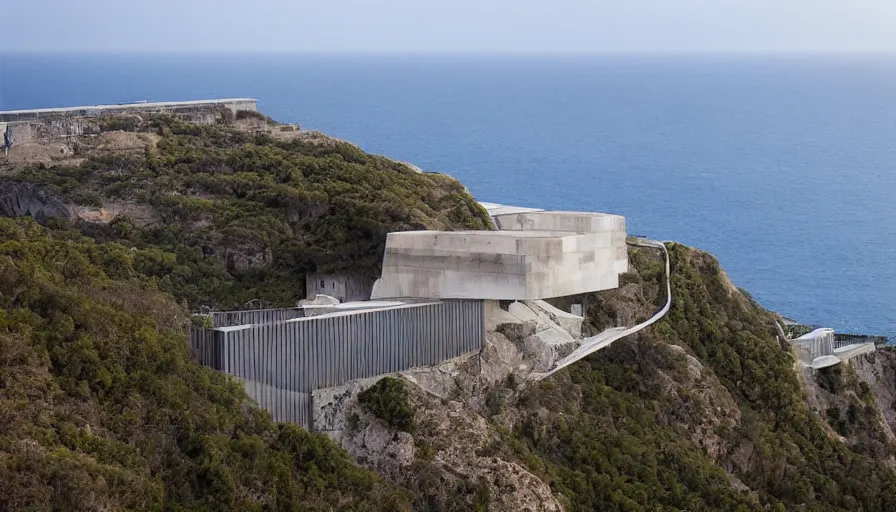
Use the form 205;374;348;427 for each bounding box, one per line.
1;54;895;338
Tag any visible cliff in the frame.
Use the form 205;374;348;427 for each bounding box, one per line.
3;111;896;511
313;243;896;511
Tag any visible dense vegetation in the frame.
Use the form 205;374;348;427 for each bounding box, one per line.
5;114;490;310
500;243;896;511
0;218;411;510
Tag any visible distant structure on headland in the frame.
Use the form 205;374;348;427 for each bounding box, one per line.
371;209;628;300
0;98;258;146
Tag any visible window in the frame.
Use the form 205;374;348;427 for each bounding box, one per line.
320;280;325;288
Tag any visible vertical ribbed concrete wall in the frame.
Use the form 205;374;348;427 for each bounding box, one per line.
241;381;313;426
192;301;484;428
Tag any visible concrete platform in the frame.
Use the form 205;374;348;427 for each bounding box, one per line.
792;327;877;367
479;201;545;217
493;211;626;234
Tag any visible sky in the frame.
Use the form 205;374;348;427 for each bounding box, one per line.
5;0;896;54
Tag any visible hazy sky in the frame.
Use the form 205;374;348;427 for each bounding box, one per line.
6;0;896;54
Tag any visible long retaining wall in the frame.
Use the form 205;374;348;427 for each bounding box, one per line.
191;300;484;427
0;98;258;146
0;98;258;122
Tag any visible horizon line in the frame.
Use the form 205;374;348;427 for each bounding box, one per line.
4;49;896;58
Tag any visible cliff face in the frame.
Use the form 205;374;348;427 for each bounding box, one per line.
4;112;896;511
853;350;896;430
316;243;896;511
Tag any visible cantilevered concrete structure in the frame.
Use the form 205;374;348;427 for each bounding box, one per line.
371;210;628;300
792;327;876;369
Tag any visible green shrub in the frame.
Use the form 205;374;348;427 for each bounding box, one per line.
359;377;416;432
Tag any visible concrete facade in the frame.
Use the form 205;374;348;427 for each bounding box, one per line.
306;273;374;303
371;210;628;301
492;210;627;235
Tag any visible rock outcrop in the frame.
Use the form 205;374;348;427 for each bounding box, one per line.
314;376;563;512
0;182;74;223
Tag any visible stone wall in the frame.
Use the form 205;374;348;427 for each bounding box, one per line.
0;98;258;145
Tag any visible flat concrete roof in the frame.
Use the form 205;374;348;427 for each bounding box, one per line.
0;98;257;116
796;328;835;340
214;300;445;332
388;230;589;239
479;201;545;216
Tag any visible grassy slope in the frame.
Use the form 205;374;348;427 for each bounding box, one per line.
5;114;491;310
0;218;411;511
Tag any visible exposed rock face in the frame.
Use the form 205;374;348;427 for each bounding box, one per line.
0;182;74;223
314;376;563;512
852;349;896;432
311;302;571;511
799;352;896;466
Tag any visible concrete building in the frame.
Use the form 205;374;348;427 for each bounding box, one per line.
792;328;877;369
306;273;374;303
371;210;628;300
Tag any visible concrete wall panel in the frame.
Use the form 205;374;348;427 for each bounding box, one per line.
373;225;628;300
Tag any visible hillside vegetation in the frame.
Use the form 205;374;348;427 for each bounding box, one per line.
497;244;896;511
0;217;411;510
2;114;491;310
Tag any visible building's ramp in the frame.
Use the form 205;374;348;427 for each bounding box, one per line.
530;238;670;380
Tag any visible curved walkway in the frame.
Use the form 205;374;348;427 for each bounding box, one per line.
530;238;671;381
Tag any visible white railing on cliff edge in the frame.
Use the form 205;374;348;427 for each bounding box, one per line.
530;238;671;380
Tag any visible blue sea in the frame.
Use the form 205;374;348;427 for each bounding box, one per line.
1;54;895;339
